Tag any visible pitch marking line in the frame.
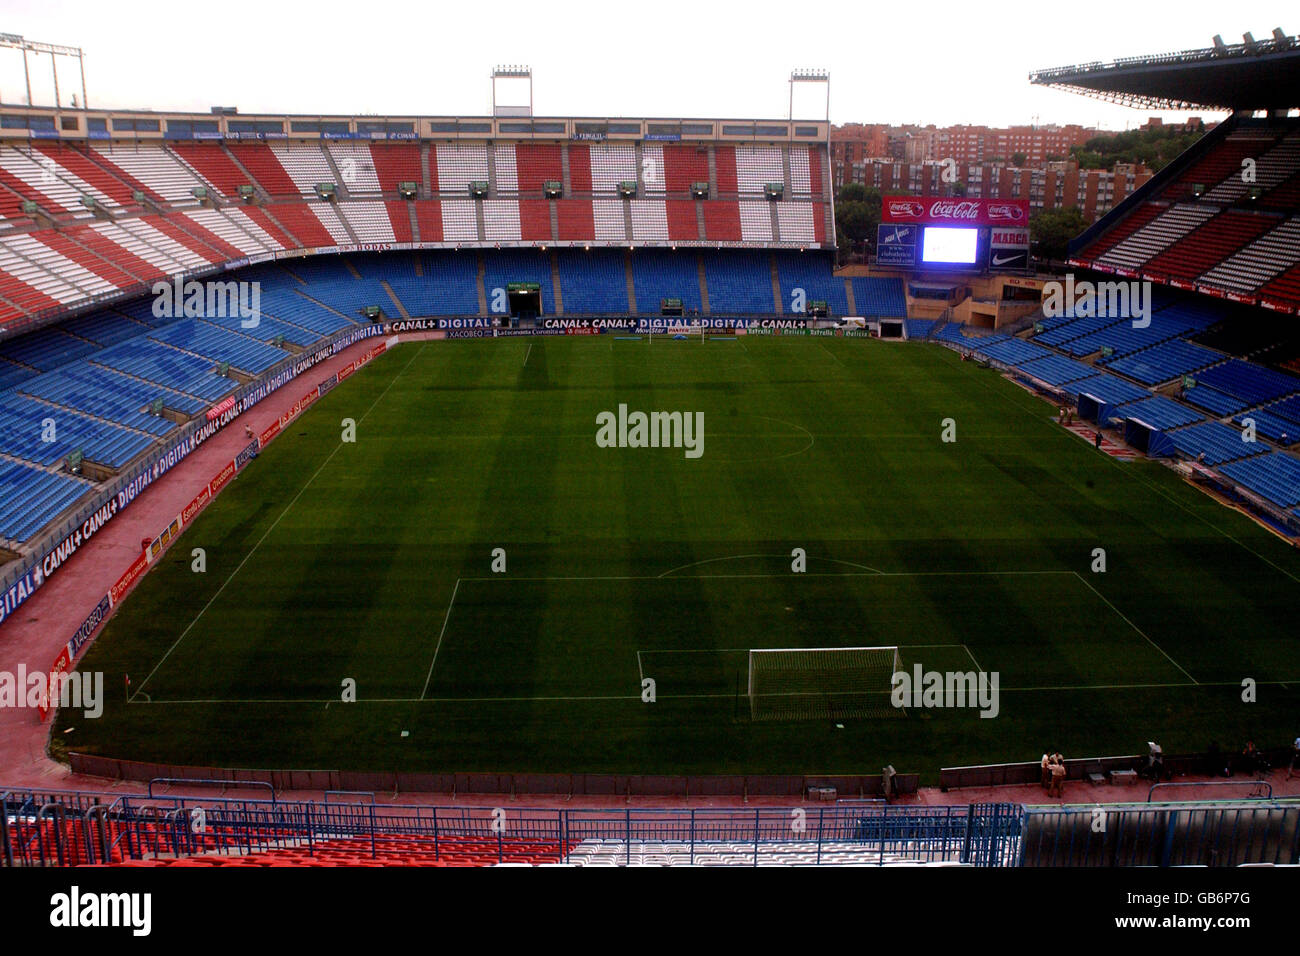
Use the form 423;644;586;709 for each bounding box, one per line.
419;577;462;700
130;568;1198;705
1070;571;1197;685
128;678;1300;706
965;351;1300;588
636;643;983;681
459;569;1076;584
130;343;429;701
657;553;884;578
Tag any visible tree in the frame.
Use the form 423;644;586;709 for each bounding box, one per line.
1069;121;1206;171
1030;207;1088;262
833;184;882;263
1011;152;1027;167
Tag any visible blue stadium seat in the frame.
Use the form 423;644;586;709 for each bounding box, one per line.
630;250;702;313
0;461;93;542
556;250;628;313
849;277;906;317
1113;395;1203;431
1167;420;1265;465
774;252;848;316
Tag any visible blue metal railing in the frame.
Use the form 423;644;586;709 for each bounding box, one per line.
10;786;1295;867
1;788;1028;867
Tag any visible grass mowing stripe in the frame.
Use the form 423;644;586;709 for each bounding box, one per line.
130;343;428;699
1070;571;1197;684
64;337;1300;778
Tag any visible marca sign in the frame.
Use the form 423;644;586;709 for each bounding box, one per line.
883;198;1029;226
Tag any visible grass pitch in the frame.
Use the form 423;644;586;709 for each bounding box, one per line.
57;335;1300;779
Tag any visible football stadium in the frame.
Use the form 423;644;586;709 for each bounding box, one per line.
0;9;1298;904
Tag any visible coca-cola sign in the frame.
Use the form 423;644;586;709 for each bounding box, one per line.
883;197;1030;226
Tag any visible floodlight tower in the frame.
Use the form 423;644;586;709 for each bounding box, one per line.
0;33;88;108
789;68;830;124
790;68;832;251
491;65;533;118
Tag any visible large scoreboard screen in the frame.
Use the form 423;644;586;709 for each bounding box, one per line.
920;226;980;265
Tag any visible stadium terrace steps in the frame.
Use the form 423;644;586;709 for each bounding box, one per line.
903;319;938;340
776;253;848;315
1016;354;1095;387
0;391;156;467
1162;131;1281;202
31;143;143;209
1258;260;1300;308
703;250;774;313
631;250;703;313
1066;373;1149;406
1232;408;1300;444
849;277;906;317
434;144;490;195
1202;132;1300;205
91;337;239;403
1140;210;1277;284
167;142;253;199
1218;452;1300;506
272;144;339;197
1099;339;1224;385
1113;395;1204;431
1194;358;1300;406
974;336;1051;366
482;249;555;313
562;840;964;867
555;249;627;313
1095;204;1220;272
0;146;100;219
100;836;566;868
370;143;423;195
0;232;118;301
34;229;142;289
0;459;94;542
1167;420;1265;466
1183;383;1254;416
92;143;205;208
326;143;381;195
1198;216;1300;294
226;143;300;198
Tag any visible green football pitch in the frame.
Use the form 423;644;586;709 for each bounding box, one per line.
57;335;1300;780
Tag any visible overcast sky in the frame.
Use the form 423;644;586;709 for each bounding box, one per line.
0;0;1293;129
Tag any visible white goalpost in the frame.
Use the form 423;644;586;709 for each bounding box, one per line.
747;646;903;722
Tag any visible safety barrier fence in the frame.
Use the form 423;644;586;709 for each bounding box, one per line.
2;789;1021;867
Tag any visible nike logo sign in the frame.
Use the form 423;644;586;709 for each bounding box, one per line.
991;254;1023;265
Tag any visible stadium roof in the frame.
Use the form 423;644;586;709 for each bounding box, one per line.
1029;32;1300;111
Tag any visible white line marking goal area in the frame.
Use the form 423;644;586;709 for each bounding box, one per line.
130;568;1210;707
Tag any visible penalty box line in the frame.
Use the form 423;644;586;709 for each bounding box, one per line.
137;677;1300;706
134;568;1193;706
636;644;984;679
421;568;1075;702
129;343;429;702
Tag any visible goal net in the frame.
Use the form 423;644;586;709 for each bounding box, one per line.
747;646;902;722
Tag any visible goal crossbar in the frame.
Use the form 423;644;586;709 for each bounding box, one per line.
747;646;902;722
